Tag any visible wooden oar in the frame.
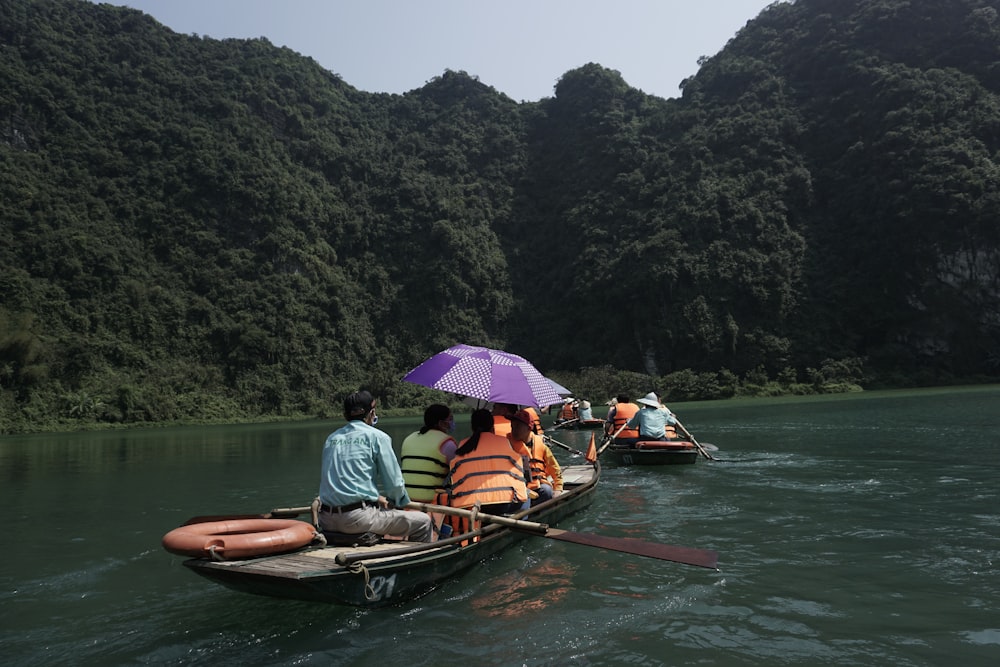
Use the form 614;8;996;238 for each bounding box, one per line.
547;417;579;431
674;418;716;461
406;501;719;569
543;434;587;457
596;422;628;456
182;505;311;525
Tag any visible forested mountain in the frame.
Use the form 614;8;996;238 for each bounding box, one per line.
2;0;999;432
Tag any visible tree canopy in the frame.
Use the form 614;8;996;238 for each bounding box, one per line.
2;0;999;432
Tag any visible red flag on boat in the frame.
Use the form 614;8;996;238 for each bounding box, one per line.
585;432;597;463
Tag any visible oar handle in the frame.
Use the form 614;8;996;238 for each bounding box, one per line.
183;505;312;525
405;501;549;535
674;418;716;461
269;506;313;517
334;526;491;565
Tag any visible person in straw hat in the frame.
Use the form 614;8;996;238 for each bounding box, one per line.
625;392;678;443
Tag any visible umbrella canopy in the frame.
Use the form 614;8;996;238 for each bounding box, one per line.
547;377;572;397
461;378;571;410
403;344;562;408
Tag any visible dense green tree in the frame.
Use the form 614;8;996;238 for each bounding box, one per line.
2;0;999;432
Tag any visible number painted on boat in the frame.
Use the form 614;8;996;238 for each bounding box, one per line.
622;454;635;465
368;574;397;600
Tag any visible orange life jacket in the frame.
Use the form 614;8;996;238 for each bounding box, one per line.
610;402;640;439
449;432;527;508
493;414;512;437
524;407;543;434
558;403;576;421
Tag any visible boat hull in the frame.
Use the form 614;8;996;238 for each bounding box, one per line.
181;464;599;606
605;442;699;466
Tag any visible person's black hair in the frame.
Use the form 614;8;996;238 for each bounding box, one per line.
455;408;493;456
419;404;451;434
343;390;375;421
616;394;630;403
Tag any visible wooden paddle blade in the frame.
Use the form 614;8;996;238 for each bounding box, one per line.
544;528;719;569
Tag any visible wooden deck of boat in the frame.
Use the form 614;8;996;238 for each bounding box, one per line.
560;464;593;485
192;539;432;578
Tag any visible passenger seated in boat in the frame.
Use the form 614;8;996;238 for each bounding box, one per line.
317;391;434;542
400;404;457;503
506;409;563;505
620;392;677;446
448;409;530;516
522;405;544;434
605;394;639;441
577;400;594;421
554;398;577;424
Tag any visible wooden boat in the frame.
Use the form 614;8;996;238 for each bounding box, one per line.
550;418;605;430
175;463;600;607
605;439;699;465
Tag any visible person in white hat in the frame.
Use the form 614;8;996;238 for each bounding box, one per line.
624;392;678;443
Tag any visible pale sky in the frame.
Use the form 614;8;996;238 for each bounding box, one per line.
97;1;776;101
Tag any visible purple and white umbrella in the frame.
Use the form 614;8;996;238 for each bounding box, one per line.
402;344;562;408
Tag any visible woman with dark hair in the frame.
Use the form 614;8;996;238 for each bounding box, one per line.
448;409;529;515
400;404;457;503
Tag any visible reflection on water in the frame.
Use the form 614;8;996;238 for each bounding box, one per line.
469;558;577;617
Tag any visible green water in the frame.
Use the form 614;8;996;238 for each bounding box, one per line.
1;386;998;666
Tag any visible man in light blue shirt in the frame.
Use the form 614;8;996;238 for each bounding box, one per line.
318;390;433;542
625;392;677;443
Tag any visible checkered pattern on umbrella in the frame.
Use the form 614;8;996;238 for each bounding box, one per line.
402;344;562;408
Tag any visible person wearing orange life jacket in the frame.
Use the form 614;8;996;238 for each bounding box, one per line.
522;405;544;434
555;398;577;424
491;402;517;437
400;404;457;503
507;409;563;505
448;409;530;516
605;393;639;441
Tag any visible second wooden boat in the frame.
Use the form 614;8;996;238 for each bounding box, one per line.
605;440;699;465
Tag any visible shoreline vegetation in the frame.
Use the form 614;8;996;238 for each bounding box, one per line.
4;359;995;436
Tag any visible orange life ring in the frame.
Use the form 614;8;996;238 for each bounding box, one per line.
162;518;317;559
